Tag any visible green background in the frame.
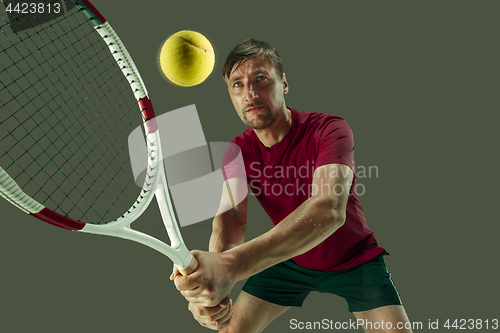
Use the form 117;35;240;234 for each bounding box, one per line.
1;0;498;332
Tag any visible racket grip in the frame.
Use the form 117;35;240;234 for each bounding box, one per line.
177;254;199;276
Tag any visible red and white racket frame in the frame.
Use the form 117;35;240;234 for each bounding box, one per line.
0;0;195;273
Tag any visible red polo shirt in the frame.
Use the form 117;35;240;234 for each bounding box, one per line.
223;107;385;271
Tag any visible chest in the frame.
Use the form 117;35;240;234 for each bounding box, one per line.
244;139;318;198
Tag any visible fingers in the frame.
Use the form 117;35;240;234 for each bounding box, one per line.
209;303;233;331
170;250;200;281
218;296;231;308
173;274;220;307
181;286;225;307
173;267;202;291
188;297;233;331
183;294;221;307
173;274;203;298
175;279;230;307
169;265;180;281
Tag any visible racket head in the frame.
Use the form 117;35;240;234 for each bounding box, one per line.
0;0;191;266
0;0;155;222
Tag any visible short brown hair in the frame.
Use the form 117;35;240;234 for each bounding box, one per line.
222;39;283;80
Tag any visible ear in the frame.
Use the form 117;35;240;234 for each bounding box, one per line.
282;73;289;95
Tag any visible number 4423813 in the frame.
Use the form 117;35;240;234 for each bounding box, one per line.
444;319;498;330
6;2;61;14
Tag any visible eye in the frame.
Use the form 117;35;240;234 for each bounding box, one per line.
233;81;242;87
257;75;266;81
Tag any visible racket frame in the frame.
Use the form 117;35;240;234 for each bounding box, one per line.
0;0;194;271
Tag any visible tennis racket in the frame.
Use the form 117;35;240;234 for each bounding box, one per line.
0;0;198;276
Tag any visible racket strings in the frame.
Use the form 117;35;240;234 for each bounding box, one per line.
1;1;143;223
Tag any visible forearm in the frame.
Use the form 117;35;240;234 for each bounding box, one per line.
209;200;247;253
224;195;345;281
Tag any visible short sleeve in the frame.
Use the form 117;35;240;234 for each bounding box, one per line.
221;141;247;182
315;118;355;171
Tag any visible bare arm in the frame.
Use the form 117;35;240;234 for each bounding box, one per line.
209;177;248;253
224;163;352;281
176;163;353;307
171;178;248;331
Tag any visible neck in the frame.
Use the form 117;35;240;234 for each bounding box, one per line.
254;107;292;148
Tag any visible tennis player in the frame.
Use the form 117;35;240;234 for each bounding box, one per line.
172;39;412;333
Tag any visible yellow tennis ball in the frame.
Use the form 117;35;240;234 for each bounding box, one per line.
159;30;215;87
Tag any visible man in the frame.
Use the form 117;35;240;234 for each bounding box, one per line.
171;39;412;333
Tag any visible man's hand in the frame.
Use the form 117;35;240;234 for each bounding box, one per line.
187;297;233;330
171;250;237;307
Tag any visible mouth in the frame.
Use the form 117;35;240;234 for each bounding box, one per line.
245;105;264;113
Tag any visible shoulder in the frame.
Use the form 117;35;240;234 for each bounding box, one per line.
290;107;352;136
223;129;255;167
230;127;255;146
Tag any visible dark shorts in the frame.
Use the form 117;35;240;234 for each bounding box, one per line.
241;252;402;312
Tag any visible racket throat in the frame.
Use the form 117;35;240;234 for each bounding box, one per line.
154;177;186;252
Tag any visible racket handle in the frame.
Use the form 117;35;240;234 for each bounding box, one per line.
177;254;199;276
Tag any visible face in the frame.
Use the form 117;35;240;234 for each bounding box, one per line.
225;55;288;130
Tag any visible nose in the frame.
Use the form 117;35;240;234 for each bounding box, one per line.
244;83;258;101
